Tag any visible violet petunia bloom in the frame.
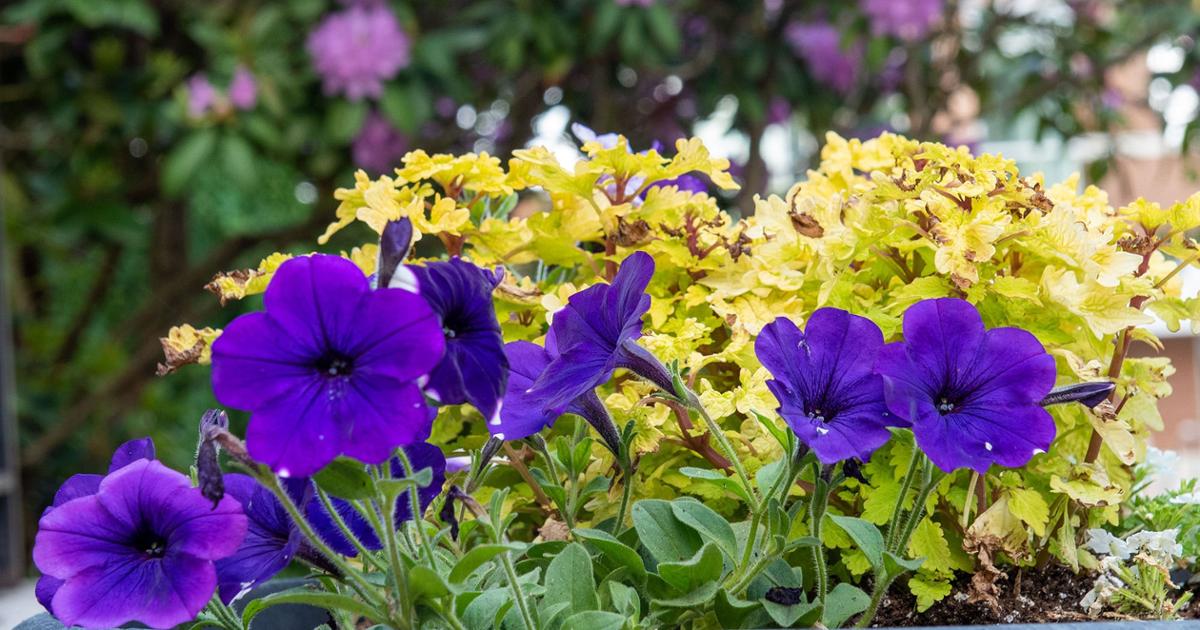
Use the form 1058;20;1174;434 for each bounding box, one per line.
34;437;157;615
33;455;247;629
527;251;674;415
229;65;258;110
494;328;623;454
875;298;1057;474
756;309;894;464
211;254;445;477
860;0;943;41
307;4;411;100
306;443;446;556
214;474;308;603
785;21;861;96
387;257;508;422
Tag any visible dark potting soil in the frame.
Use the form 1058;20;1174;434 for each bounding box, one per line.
871;564;1200;626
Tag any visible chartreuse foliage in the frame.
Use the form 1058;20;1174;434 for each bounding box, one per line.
164;132;1199;627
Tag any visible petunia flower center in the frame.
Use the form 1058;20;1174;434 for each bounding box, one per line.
936;395;958;414
316;353;354;377
132;529;169;559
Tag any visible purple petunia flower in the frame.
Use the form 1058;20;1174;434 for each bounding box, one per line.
860;0;943;41
756;309;895;464
874;298;1057;474
386;256;508;422
353;111;408;174
187;74;216;118
33;445;247;629
211;254;445;477
306;443;446;556
214;474;308;603
307;5;411;101
785;21;861;96
34;438;157;616
526;251;674;415
494;328;623;454
229;65;258;111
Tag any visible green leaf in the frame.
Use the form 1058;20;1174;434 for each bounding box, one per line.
883;551;924;582
409;564;450;600
905;518;951;573
561;610;626;630
605;581;640;618
715;589;768;628
380;81;433;134
161;129;216;197
325;99;366;143
631;499;703;565
828;515;885;571
219;133;257;190
649;581;721;608
657;542;723;593
574;527;647;580
241;589;381;627
670;499;738;561
643;3;681;54
461;588;509;630
821;583;870;628
678;467;751;503
762;597;822;628
544;543;598;614
1008;487;1050;537
312;457;376;500
909;574;953;612
449;543;524;584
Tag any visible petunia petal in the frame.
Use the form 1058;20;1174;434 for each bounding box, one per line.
494;341;559;439
211;312;322;411
216;474;302;602
350;287;445;381
263;254;370;354
108;437;156;472
34;495;142;578
244;376;348;477
51;552;216;630
49;474;102;509
526;345;613;416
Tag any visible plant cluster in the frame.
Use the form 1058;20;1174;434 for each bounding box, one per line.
6;0;1200;523
29;131;1200;629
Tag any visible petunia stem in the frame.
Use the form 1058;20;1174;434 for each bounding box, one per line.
886;445;923;551
809;461;830;606
484;510;539;630
203;593;243;630
688;392;760;510
367;482;415;628
894;459;944;555
257;472;389;618
394;447;438;568
314;486;388;572
961;471;980;531
612;458;635;535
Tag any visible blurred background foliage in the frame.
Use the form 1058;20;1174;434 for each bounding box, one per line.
2;0;1200;549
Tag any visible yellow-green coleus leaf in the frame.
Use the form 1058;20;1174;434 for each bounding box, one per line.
909;574;953;612
1006;488;1050;537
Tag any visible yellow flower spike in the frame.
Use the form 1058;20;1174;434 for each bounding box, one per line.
204;252;295;304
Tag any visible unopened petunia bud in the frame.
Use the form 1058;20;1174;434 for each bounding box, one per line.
1039;381;1115;409
376;218;414;290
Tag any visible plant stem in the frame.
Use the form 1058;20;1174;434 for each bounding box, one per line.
689;394;759;510
886;446;922;551
895;460;943;555
314;487;386;571
258;473;385;612
612;458;635;535
809;461;829;605
961;471;979;531
395;447;438;567
373;489;414;629
498;546;538;630
857;577;892;629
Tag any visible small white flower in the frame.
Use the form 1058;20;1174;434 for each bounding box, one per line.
1083;528;1133;560
1127;529;1183;563
1143;446;1181;479
1169;491;1200;505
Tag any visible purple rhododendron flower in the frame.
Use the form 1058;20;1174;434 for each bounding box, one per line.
495;328;622;453
353;111;408;174
215;474;308;603
211;254;445;477
33;449;247;629
187;74;216;118
307;443;446;556
757;309;894;463
526;252;673;415
875;298;1057;474
388;257;508;422
785;21;861;95
307;5;411;100
229;65;258;110
860;0;942;41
